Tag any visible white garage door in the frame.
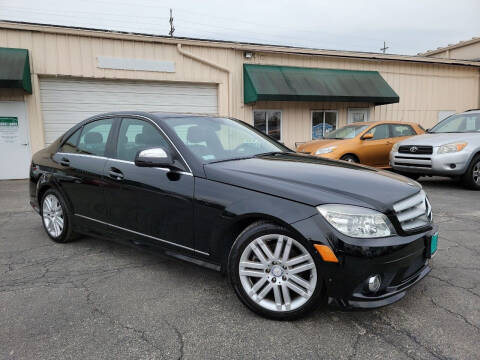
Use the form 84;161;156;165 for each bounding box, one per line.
40;78;218;145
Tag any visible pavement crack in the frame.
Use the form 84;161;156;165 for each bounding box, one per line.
164;318;185;360
429;297;480;333
374;313;448;360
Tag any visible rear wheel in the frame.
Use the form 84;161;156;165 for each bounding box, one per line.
461;155;480;190
41;189;78;243
228;222;323;320
340;154;359;163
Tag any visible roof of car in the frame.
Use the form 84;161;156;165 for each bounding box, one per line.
86;111;215;121
346;120;421;126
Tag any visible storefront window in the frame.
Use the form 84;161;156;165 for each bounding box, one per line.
253;110;282;140
312;111;338;139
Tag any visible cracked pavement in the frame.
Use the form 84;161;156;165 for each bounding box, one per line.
1;178;479;359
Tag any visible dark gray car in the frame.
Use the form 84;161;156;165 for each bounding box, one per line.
390;109;480;189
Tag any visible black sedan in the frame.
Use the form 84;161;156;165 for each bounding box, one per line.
29;112;438;319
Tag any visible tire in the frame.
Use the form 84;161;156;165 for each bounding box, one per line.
461;155;480;190
340;154;359;163
228;221;324;320
41;188;79;243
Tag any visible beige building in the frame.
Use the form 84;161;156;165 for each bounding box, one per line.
421;37;480;61
1;21;480;179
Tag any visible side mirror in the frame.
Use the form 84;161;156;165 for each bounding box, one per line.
361;133;374;140
135;147;174;168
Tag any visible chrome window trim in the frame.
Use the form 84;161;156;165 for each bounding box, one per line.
57;113;193;174
56;152;106;160
75;213;209;256
56;152;193;176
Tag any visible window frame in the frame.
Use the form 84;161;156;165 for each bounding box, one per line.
113;117;172;162
253;109;283;142
364;124;392;140
76;117;116;157
389;123;416;138
310;110;338;140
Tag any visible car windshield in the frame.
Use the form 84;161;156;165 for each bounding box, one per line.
324;124;369;139
430;113;480;133
162;116;290;163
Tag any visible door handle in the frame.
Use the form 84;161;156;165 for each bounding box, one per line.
60;157;70;167
108;167;124;180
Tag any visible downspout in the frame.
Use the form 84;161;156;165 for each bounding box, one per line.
176;43;232;116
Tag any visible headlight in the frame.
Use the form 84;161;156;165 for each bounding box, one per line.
315;146;336;155
391;142;400;153
317;204;394;238
438;142;467;154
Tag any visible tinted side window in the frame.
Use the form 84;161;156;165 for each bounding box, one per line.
77;119;114;156
365;124;390;140
60;128;81;153
116;118;170;162
391;124;416;137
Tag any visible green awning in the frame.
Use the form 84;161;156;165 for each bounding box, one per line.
244;64;399;105
0;47;32;93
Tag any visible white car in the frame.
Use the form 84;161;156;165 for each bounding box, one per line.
390;109;480;190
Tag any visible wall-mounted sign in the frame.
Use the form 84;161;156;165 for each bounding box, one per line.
0;116;19;144
97;56;175;73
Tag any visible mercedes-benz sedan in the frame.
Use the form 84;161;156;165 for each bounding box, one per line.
30;112;438;319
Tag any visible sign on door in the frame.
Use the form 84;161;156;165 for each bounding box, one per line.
0;117;20;144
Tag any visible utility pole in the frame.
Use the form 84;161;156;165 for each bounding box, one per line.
169;8;175;37
380;41;389;54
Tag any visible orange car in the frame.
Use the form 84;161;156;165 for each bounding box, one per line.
297;121;425;168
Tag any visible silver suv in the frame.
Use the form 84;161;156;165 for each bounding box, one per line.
390;109;480;190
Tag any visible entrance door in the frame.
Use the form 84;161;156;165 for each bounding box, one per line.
0;101;31;180
348;108;369;124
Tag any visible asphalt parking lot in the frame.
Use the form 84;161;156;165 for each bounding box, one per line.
1;178;479;360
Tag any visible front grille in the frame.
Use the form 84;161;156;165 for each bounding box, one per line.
394;162;432;168
393;190;432;231
398;145;433;155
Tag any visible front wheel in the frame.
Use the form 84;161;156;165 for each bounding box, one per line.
461;155;480;190
228;222;323;320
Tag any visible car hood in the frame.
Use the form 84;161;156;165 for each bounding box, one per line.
297;139;350;153
204;153;421;211
397;132;480;146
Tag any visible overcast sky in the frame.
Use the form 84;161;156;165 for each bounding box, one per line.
1;0;479;55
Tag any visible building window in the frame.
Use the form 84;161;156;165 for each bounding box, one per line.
253;110;281;141
312;111;338;139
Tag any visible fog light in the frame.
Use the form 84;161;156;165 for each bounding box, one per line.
450;164;456;169
367;274;381;292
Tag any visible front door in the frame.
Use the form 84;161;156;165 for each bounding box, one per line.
348;108;369;124
0;101;31;179
103;117;195;252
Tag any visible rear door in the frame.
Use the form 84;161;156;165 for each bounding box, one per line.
103;117;195;252
360;124;392;167
53;117;117;222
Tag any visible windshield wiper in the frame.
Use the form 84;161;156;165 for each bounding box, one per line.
254;151;291;157
208;156;255;164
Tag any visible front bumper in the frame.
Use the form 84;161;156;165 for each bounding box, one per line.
390;149;469;176
291;214;437;309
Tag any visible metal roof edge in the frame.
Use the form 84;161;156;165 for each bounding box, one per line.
1;20;480;67
419;37;480;56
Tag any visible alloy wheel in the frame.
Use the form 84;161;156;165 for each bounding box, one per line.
42;194;64;238
238;234;317;312
473;161;480;184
